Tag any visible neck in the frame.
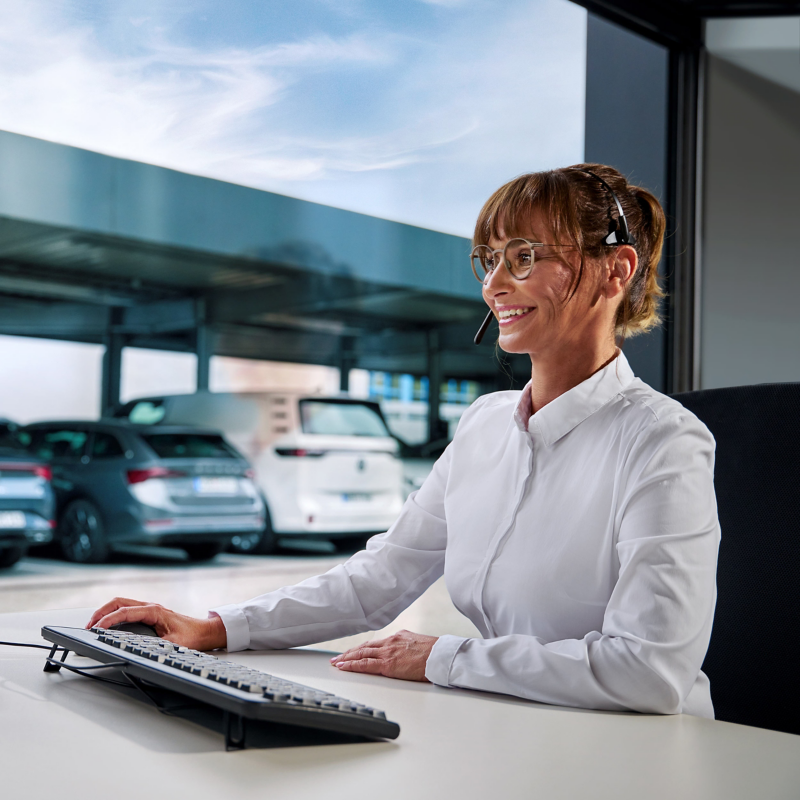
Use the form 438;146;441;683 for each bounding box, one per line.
529;340;618;413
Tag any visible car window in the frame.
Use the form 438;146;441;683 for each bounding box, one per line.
92;432;125;459
29;429;88;461
141;434;237;459
0;422;30;453
299;401;390;437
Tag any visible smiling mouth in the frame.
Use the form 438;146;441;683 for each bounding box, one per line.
497;307;534;325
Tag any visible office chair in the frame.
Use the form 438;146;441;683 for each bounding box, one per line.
672;383;800;736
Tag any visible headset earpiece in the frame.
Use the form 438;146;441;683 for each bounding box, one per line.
577;168;635;247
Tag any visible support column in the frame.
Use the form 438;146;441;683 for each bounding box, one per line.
195;299;212;392
338;336;355;393
427;329;444;443
101;308;125;415
664;44;702;393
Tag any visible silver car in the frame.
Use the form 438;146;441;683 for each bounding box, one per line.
24;420;264;563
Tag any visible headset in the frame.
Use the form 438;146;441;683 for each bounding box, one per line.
474;169;634;345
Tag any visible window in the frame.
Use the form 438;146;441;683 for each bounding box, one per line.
120;348;196;403
0;422;30;453
299;401;390;437
30;429;88;461
91;432;125;459
141;433;237;459
125;400;167;425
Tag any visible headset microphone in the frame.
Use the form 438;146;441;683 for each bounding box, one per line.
474;309;494;345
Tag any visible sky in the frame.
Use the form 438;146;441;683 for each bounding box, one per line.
0;0;586;237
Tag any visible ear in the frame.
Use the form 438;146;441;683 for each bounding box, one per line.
603;245;637;299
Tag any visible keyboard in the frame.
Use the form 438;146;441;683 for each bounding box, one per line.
41;626;400;747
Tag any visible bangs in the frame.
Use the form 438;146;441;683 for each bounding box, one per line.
472;170;585;255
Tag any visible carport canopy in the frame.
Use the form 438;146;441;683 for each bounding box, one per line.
0;130;520;426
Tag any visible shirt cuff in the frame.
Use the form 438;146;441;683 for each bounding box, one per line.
209;604;250;652
425;634;468;686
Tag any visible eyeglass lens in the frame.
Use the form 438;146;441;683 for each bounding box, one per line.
470;239;534;283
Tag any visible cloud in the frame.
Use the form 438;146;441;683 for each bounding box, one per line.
0;0;586;236
414;0;471;6
0;2;390;173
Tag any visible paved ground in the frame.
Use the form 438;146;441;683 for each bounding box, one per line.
0;542;478;653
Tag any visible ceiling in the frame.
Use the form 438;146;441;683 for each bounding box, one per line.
0;195;499;380
705;15;800;93
572;0;800;47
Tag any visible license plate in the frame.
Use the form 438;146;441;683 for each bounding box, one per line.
194;477;238;495
341;493;372;503
0;511;26;529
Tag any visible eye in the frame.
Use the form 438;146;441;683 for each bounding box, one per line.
470;245;496;283
505;240;533;276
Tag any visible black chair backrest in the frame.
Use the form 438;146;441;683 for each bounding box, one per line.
672;383;800;735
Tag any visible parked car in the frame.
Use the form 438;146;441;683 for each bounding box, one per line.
23;420;264;563
0;420;55;568
111;392;404;552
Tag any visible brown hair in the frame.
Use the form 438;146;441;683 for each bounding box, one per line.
473;163;666;338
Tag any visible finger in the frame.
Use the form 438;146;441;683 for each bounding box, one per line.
86;597;148;629
95;604;164;633
334;658;384;674
337;634;393;657
331;644;384;664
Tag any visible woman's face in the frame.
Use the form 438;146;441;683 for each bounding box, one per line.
481;208;607;359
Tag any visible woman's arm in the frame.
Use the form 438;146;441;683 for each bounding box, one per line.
403;411;719;714
214;444;452;651
88;443;454;652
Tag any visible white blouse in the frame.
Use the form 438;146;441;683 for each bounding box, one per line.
213;352;721;718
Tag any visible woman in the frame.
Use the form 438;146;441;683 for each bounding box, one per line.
88;164;720;717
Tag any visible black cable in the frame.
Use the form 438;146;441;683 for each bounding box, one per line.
0;640;54;650
44;658;133;687
46;658;127;670
3;638;194;712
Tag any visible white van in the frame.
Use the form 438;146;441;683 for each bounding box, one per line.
112;392;404;552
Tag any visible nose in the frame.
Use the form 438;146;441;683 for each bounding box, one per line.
482;259;511;300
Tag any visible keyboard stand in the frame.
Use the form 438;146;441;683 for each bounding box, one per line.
43;642;69;673
223;709;247;750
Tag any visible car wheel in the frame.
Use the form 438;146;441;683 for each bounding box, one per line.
59;499;109;564
0;545;26;568
183;541;226;562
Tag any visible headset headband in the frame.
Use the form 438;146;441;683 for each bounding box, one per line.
575;168;635;247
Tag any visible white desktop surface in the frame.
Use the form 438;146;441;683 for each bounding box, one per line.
1;608;798;800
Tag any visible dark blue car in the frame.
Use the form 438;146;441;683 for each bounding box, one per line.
0;420;55;568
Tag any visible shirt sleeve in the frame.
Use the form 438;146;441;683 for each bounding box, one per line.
211;444;453;652
425;410;721;716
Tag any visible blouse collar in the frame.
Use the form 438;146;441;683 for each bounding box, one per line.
513;351;636;446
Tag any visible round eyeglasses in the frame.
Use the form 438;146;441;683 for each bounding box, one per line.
470;239;557;284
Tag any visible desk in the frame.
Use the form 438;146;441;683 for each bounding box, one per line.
2;608;798;800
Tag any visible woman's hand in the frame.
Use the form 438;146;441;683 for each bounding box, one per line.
86;597;227;651
330;630;438;682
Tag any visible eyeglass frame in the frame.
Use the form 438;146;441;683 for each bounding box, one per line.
470;238;571;284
